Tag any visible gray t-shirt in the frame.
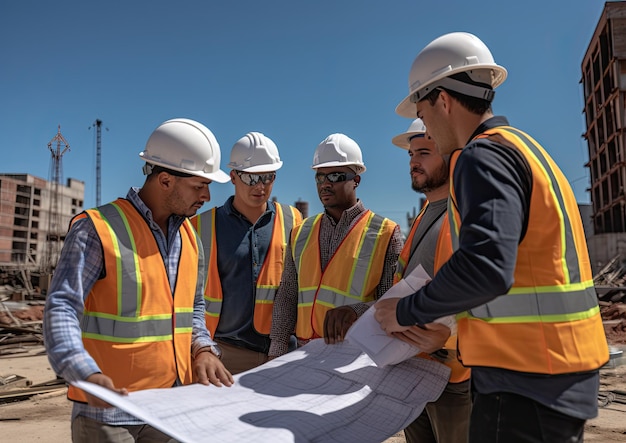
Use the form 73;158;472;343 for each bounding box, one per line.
405;198;447;278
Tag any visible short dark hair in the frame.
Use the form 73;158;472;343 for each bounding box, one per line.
146;164;193;178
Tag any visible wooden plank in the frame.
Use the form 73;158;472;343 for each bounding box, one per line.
0;380;66;403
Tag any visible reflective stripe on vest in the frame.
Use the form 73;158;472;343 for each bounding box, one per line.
293;210;396;339
394;204;426;283
190;202;302;336
394;203;468;382
81;311;194;341
395;202;452;283
449;126;608;374
68;199;197;402
190;208;221;331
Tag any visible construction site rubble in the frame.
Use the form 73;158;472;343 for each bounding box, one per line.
0;292;65;406
594;254;626;345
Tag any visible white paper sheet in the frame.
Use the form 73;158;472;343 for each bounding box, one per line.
346;264;456;367
74;339;450;443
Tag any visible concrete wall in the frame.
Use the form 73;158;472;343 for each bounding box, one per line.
587;232;626;273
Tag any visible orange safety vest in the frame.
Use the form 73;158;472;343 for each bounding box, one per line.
395;202;470;383
293;210;397;339
190;202;302;336
67;199;197;403
449;126;608;374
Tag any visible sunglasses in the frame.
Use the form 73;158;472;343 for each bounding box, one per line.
235;171;276;186
314;171;357;185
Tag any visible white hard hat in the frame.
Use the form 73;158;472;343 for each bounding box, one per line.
312;133;366;174
228;132;283;172
139;118;230;183
391;119;427;150
396;32;507;118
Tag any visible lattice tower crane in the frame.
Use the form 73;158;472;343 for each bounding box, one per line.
44;125;70;272
90;119;108;206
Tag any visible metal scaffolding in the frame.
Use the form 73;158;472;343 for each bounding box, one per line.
43;125;70;272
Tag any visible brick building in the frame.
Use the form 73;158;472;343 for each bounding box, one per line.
0;174;84;272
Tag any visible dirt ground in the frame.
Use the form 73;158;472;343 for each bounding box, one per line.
1;346;625;443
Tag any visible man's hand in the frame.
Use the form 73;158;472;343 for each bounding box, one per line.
373;298;411;335
194;352;234;387
392;322;451;353
324;306;357;344
84;373;128;408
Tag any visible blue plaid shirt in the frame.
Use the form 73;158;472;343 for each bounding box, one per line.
43;188;216;425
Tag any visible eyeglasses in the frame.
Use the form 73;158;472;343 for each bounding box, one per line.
235;171;276;186
314;171;357;185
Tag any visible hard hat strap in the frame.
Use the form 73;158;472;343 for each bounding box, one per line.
411;76;495;103
142;163;154;176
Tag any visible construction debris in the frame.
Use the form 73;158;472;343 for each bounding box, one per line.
0;374;31;390
598;390;626;407
0;378;66;405
595;254;626;346
0;300;61;407
0;299;44;358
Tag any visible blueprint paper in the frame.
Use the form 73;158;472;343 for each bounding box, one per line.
74;339;450;443
346;264;456;367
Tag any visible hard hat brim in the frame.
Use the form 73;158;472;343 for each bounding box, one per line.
391;131;424;150
140;156;231;183
229;161;283;173
396;96;420;119
311;161;366;174
202;169;231;183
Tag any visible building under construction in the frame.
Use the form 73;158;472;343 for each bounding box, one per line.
582;1;626;269
0;124;84;297
0;174;84;293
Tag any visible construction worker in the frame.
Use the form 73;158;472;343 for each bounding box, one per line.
322;120;471;442
191;132;302;374
269;133;403;357
375;32;609;442
391;119;471;443
44;118;234;442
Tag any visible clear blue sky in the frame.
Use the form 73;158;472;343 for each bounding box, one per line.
0;0;605;233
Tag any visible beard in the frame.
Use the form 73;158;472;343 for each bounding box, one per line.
411;164;448;193
166;186;200;218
